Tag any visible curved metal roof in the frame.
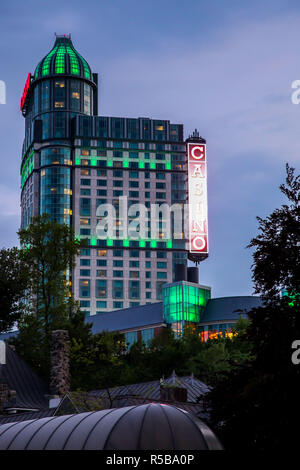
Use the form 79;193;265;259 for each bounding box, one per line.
200;296;263;324
0;404;222;450
33;35;93;82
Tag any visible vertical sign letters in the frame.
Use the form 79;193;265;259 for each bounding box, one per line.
188;142;208;255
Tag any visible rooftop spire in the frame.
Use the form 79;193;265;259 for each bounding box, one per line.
54;33;71;39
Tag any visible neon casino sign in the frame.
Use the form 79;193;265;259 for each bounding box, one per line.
188;142;209;258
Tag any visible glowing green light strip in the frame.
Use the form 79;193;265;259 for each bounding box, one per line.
55;45;66;74
34;60;42;79
66;46;80;75
21;151;34;187
75;48;91;79
42;45;59;76
82;237;173;250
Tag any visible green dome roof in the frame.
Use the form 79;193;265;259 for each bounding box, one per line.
34;35;93;81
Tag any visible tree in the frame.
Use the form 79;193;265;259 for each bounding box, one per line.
69;329;127;391
18;214;83;345
10;297;93;384
248;163;300;299
10;214;90;383
0;247;30;332
207;164;300;450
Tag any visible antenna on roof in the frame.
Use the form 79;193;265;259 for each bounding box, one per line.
54;33;71;39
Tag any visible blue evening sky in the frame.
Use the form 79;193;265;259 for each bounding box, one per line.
0;0;299;297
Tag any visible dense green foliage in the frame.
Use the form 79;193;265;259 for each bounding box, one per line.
68;318;252;391
207;164;300;450
18;214;82;345
248;164;300;299
0;247;30;332
10;301;93;384
9;215;89;383
10;310;252;391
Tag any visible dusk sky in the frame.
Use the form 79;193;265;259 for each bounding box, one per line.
0;0;299;298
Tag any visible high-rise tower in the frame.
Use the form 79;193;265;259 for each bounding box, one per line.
21;34;97;228
20;35;198;316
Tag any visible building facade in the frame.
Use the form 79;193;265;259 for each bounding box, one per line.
20;35;191;315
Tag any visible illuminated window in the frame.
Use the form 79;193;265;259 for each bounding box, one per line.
79;279;90;298
96;279;107;298
70;80;80;111
97;249;107;257
54;80;65;110
81;169;90;176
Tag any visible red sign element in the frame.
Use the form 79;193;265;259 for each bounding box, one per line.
189;144;206;161
20;74;31;112
188;142;208;255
